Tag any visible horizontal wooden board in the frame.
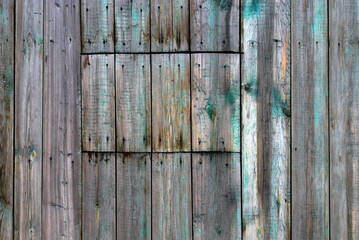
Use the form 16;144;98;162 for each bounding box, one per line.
192;53;240;152
82;54;115;152
116;54;151;152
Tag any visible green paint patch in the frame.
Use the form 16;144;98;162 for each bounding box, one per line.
243;78;257;98
243;0;260;19
216;225;222;236
271;88;290;118
211;0;232;11
206;101;216;121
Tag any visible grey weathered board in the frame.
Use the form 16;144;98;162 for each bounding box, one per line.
190;0;240;52
330;0;359;239
117;153;151;239
241;0;291;239
152;153;192;240
0;0;13;238
82;54;115;152
81;0;114;53
151;0;189;52
42;0;82;239
192;53;240;152
292;0;329;239
115;0;151;52
116;54;151;152
193;153;241;239
82;153;116;239
152;54;191;152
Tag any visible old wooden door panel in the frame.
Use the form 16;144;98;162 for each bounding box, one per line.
190;0;240;52
192;153;241;240
192;53;240;152
117;153;151;239
152;54;191;152
82;54;115;152
116;54;151;152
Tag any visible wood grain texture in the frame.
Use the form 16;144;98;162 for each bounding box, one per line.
14;1;43;239
117;153;151;239
192;53;240;152
192;153;241;240
191;0;240;52
152;153;192;240
82;54;115;152
42;0;82;239
81;0;114;53
0;0;14;238
330;1;359;239
152;54;191;152
292;0;329;239
115;0;150;52
82;153;116;239
116;54;151;152
241;0;291;239
151;0;189;52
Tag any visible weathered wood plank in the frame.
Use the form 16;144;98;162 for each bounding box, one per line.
241;0;291;239
152;153;192;240
115;0;150;52
117;153;151;239
292;0;329;239
81;0;114;53
151;0;189;52
116;54;151;152
152;54;191;152
42;0;82;239
82;54;115;152
330;1;359;239
191;0;240;52
82;153;116;239
0;0;14;238
14;1;43;239
192;53;240;152
192;153;241;239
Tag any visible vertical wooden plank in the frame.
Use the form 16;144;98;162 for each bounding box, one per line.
117;153;151;239
330;1;359;239
241;0;291;239
292;0;329;239
152;153;192;240
82;153;116;239
81;0;114;53
192;53;240;152
0;0;14;238
15;0;43;239
151;0;189;52
42;0;82;239
152;54;191;152
192;153;241;239
191;0;240;52
115;0;150;52
116;54;151;152
82;54;115;152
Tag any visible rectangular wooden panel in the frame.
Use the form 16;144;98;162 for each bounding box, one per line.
82;153;116;239
82;54;115;152
0;0;14;238
192;53;240;152
15;1;43;239
192;153;241;239
116;54;151;152
115;0;150;52
191;0;240;52
117;153;151;239
152;153;192;240
330;1;359;239
81;0;114;53
292;0;329;239
151;0;189;52
42;0;82;239
152;54;191;152
241;0;291;239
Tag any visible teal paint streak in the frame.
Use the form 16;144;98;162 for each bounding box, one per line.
242;0;260;19
206;100;216;121
271;88;290;118
211;0;233;11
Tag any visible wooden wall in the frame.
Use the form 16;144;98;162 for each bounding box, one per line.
1;0;358;239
